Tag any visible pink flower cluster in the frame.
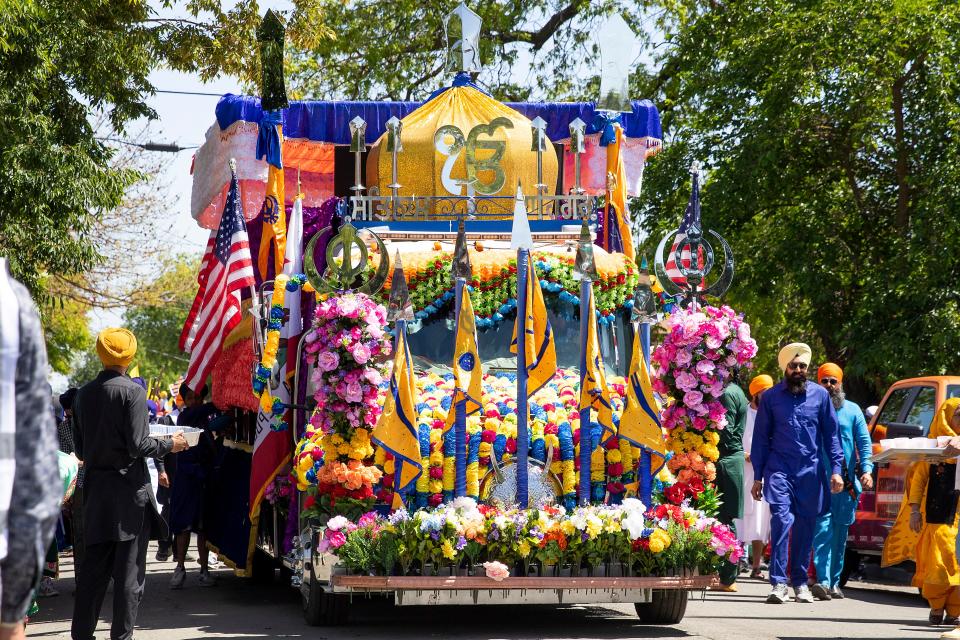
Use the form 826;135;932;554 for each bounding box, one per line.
709;522;744;563
651;305;757;432
304;293;391;433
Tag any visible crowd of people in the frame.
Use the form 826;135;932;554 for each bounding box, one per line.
1;259;958;639
0;260;233;640
707;342;960;640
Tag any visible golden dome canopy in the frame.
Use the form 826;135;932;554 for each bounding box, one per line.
367;85;558;208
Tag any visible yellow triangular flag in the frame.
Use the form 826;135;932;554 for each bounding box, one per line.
578;288;614;441
372;329;423;501
510;258;557;397
619;334;666;457
445;286;483;433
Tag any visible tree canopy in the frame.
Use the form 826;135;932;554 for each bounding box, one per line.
634;0;960;398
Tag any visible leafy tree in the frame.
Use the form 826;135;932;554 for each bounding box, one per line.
635;0;960;400
68;254;198;387
285;1;645;101
123;254;200;387
0;0;326;296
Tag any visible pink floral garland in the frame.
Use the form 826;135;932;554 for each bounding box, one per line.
651;305;758;486
295;293;391;514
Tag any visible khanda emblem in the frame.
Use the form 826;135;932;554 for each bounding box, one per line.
654;162;734;307
303;221;389;294
435;117;513;196
259;195;280;224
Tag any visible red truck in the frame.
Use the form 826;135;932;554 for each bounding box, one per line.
843;376;960;584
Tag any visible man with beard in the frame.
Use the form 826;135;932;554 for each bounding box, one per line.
810;363;873;600
751;343;844;604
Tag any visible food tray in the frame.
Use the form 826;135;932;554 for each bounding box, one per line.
149;425;202;447
872;448;953;463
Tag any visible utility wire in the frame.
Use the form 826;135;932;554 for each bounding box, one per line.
96;137;199;152
154;89;230;97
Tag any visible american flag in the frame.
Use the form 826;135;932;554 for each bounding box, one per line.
180;172;255;392
664;168;705;286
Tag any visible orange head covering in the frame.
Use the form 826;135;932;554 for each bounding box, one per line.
817;362;843;383
96;328;137;368
929;397;960;439
748;374;774;398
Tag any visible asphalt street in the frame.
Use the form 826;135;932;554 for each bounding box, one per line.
29;543;934;640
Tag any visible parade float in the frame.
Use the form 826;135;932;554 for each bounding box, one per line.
185;5;755;627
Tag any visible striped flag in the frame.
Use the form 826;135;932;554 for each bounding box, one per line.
180;171;255;393
249;194;303;518
664;170;705;286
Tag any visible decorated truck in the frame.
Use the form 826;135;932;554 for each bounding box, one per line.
184;4;753;627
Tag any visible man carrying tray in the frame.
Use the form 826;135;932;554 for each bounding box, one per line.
71;328;189;640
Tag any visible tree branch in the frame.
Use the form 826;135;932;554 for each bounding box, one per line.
891;51;927;230
491;0;590;51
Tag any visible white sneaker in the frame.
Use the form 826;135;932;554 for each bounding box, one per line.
169;566;186;590
829;586;844;599
766;583;789;604
794;584;814;603
206;556;224;570
198;570;218;588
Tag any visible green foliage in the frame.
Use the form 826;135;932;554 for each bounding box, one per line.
285;1;645;101
41;292;92;375
636;0;960;398
0;0;327;296
122;255;199;386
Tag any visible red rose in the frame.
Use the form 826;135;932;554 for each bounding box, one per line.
505;438;517;454
607;462;624;476
481;429;497;443
605;437;620;450
428;493;443;507
664;484;685;505
303;495;316;510
607;481;625;494
430;466;444;479
688;476;705;496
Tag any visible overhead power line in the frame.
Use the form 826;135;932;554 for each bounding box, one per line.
97;137;199;153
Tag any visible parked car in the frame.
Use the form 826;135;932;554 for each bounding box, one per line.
843;376;960;584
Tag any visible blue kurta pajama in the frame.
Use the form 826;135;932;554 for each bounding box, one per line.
812;400;873;588
752;382;843;587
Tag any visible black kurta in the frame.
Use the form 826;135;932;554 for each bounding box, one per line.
73;370;173;545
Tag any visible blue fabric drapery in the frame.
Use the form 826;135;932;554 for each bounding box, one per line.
255;110;284;168
216;94;661;146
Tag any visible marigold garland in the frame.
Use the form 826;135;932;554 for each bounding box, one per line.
252;273;308;430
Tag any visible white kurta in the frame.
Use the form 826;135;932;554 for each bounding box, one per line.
735;406;771;543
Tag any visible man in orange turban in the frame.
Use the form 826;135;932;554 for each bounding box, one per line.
72;328;188;639
810;362;873;601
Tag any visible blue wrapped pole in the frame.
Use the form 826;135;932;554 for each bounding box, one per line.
454;277;468;498
578;279;592;506
516;248;530;507
639;321;653;505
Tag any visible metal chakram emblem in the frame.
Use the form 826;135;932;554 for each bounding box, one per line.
303;221;389;294
653;162;734;307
